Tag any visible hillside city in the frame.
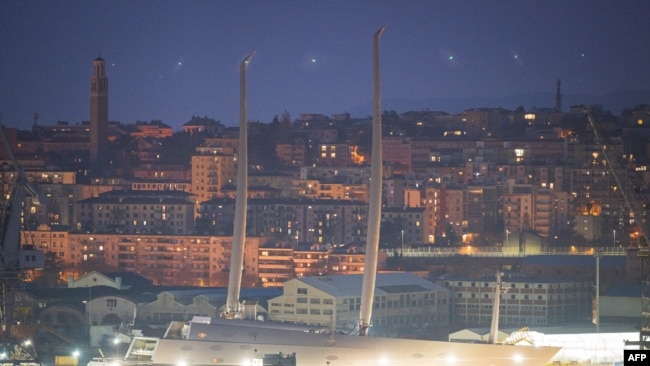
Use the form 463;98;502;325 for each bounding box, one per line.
3;100;649;283
1;59;650;358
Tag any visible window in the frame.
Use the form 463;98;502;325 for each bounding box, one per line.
297;288;307;295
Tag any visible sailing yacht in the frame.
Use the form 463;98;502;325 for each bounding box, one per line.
119;26;562;366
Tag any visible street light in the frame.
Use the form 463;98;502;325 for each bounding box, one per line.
613;229;616;247
113;337;120;360
401;229;404;253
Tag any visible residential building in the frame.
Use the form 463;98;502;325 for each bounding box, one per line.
130;120;173;139
182;116;223;135
23;229;263;287
258;245;294;287
276;141;306;167
383;137;412;173
317;143;353;167
191;149;237;203
75;190;195;235
246;198;368;247
381;206;426;246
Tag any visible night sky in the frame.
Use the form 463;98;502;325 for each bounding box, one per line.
1;0;650;131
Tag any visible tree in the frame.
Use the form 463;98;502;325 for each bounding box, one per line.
159;132;204;165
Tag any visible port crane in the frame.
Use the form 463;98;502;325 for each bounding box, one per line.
0;125;44;365
582;107;650;349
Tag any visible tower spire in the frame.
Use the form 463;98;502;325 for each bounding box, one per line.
89;56;109;174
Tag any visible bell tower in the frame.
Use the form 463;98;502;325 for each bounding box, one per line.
89;55;108;173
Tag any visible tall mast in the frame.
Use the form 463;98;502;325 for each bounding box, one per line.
224;51;255;318
359;25;385;336
488;271;503;344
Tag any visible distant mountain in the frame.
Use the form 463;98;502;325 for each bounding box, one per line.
346;89;650;116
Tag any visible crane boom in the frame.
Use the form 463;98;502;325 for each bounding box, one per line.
0;125;44;353
582;107;650;350
583;107;648;245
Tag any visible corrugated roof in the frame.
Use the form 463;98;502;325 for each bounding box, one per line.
522;254;625;267
296;273;447;297
604;282;641;297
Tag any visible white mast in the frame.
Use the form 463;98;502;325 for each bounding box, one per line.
488;271;503;344
224;51;255;319
358;25;385;336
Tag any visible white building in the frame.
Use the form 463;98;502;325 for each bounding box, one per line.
268;273;450;336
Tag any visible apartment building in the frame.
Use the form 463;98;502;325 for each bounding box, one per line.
247;198;368;246
75;190;195;235
258;245;294;287
422;187;440;244
381;206;426;246
317;143;353;167
383;136;412;173
258;244;387;287
503;186;534;233
130;120;173;139
191;149;237;203
23;228;262;287
181;116;223;135
276;141;306;167
442;187;466;239
293;246;329;278
464;185;499;242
